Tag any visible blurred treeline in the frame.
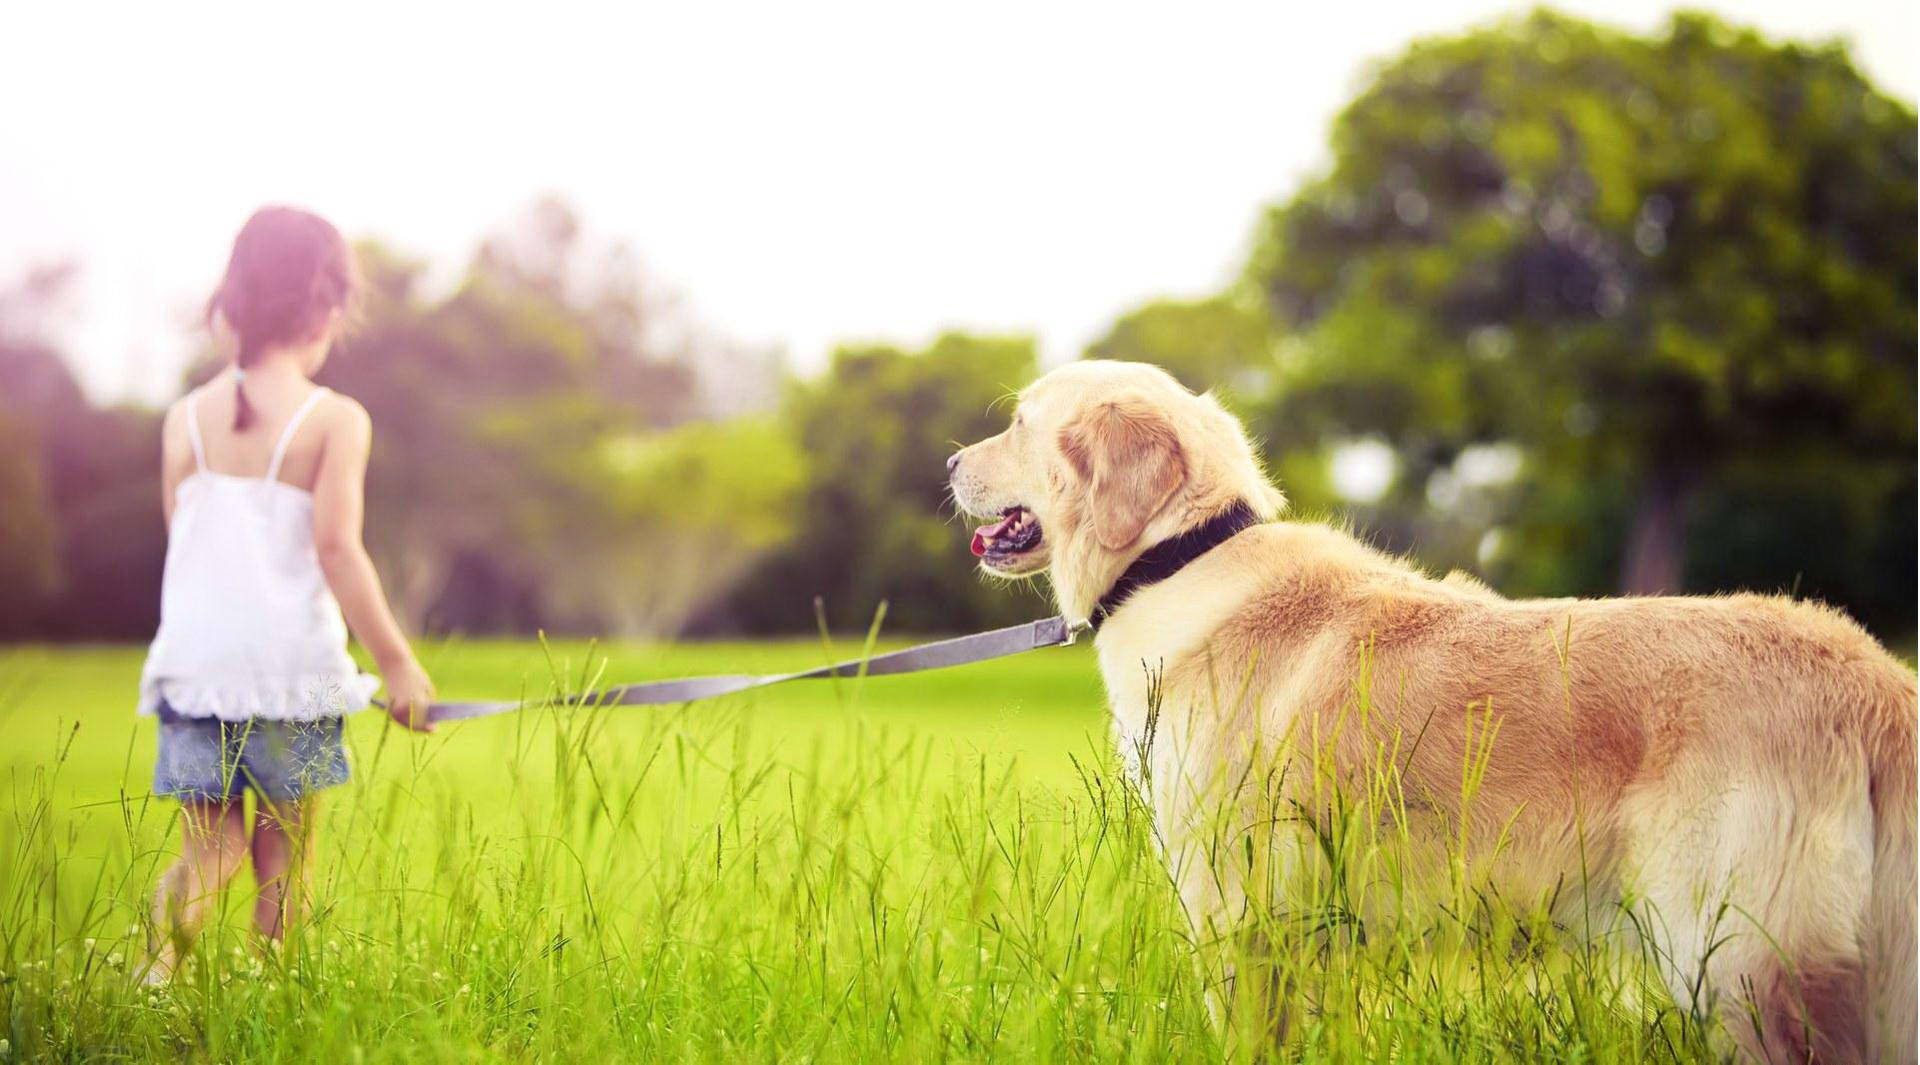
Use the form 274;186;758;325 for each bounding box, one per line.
1;11;1913;643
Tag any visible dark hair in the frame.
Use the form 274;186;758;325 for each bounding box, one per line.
206;206;359;430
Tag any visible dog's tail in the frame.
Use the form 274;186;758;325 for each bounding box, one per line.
1865;665;1917;1064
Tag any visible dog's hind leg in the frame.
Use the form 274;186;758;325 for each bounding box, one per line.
1623;748;1875;1064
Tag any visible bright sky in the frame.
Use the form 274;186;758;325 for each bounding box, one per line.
3;1;1913;404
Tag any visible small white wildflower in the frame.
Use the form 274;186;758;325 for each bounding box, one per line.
431;970;444;981
457;984;470;996
83;938;96;951
108;953;124;968
345;979;356;989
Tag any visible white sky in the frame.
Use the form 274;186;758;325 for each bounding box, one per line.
3;0;1913;404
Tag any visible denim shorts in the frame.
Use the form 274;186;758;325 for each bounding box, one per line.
153;702;351;802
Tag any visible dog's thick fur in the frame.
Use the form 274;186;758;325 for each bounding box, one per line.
951;361;1917;1063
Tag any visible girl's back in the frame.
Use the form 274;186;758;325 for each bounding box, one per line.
145;376;377;720
167;379;336;492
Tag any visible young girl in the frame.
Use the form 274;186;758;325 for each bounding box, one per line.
140;206;435;980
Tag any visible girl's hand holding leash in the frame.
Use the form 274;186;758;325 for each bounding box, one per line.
381;655;437;732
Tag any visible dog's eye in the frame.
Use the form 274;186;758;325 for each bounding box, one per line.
1012;413;1026;430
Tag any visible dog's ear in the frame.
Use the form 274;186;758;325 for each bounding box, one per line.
1060;394;1185;552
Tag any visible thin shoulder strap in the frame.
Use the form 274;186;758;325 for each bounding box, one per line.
266;388;329;484
184;391;208;474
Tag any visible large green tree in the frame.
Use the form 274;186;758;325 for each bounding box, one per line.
316;236;792;637
190;200;779;637
1243;12;1915;619
0;270;166;640
1084;295;1275;399
713;334;1043;634
0;410;61;635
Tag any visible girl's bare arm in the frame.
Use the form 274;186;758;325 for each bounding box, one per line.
310;397;436;730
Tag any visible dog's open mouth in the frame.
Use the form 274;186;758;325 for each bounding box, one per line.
971;506;1043;562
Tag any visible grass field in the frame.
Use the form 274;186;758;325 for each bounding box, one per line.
1;638;1724;1063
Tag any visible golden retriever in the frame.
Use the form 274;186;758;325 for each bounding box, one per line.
949;360;1916;1063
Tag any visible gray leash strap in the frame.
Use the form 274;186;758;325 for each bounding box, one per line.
420;615;1082;723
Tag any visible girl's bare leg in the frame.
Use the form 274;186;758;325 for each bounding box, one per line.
251;796;318;941
148;799;248;981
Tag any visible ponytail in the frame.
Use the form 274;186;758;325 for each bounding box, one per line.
231;362;255;431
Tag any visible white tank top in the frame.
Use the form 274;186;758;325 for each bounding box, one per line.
137;387;380;721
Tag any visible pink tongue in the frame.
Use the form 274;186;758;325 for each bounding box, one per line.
970;514;1018;556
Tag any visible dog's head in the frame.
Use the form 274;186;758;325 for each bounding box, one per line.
948;360;1284;622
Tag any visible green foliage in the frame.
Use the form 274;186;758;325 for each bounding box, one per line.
1236;11;1914;632
37;406;166;639
716;333;1045;634
1084;294;1274;398
236;207;713;636
319;244;629;633
0;335;165;640
8;22;1916;642
0;412;60;630
570;417;807;634
602;417;805;551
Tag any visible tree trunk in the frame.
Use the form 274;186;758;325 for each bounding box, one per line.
397;539;449;634
1621;466;1693;596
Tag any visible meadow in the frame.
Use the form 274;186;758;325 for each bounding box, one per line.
1;638;1724;1063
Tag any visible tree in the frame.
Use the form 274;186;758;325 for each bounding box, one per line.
470;195;702;426
173;199;775;637
180;235;727;635
154;198;792;640
711;333;1044;634
0;354;166;639
1084;295;1275;399
0;269;166;640
1243;12;1914;612
577;417;805;636
0;411;61;634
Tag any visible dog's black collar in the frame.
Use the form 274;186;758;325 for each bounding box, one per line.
1088;499;1261;631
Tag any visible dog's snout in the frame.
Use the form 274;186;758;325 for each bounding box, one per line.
946;451;962;475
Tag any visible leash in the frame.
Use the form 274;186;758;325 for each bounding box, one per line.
410;615;1087;723
401;499;1260;725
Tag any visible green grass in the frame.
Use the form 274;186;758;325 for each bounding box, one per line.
1;640;1719;1062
